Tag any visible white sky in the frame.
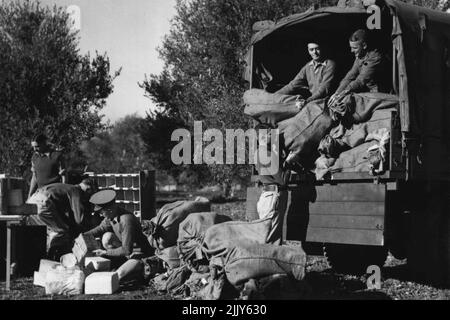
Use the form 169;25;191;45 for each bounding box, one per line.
21;0;177;123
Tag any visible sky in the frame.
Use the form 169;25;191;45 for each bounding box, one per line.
34;0;177;123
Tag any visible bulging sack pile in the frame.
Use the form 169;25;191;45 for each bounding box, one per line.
202;218;272;258
212;242;306;287
146;199;308;300
277;99;333;163
155;245;182;270
177;212;232;266
315;109;394;179
244;89;399;177
147;196;211;250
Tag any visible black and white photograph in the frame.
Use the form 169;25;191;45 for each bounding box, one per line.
0;0;449;305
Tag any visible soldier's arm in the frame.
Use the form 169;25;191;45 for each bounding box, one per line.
84;219;111;238
275;65;308;95
105;215;135;258
28;165;37;199
344;53;382;93
58;152;67;184
335;58;359;94
70;188;85;226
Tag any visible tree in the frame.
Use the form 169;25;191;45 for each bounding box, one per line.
80;114;153;173
141;0;334;195
401;0;442;10
0;0;120;176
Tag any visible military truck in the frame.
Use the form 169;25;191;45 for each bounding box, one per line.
245;0;450;286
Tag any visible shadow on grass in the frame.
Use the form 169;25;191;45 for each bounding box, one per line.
304;269;392;300
382;263;450;290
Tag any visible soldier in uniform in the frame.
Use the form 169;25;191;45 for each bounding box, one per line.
28;134;66;199
328;29;389;108
254;123;291;245
36;178;96;259
276;39;337;109
84;190;153;284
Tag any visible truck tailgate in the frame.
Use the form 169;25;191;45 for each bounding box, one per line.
306;183;385;246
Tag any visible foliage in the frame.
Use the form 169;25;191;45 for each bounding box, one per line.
399;0;442;10
0;0;119;176
141;0;335;194
79;114;153;173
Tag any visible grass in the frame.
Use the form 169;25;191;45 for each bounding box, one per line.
1;199;449;300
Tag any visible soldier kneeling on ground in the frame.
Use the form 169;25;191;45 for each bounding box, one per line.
84;190;154;285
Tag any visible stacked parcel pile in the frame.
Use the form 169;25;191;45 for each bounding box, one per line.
32;234;117;295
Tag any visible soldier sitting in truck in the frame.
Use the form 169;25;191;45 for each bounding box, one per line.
276;39;337;110
328;29;389;111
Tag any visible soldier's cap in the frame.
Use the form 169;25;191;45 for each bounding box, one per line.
89;189;116;212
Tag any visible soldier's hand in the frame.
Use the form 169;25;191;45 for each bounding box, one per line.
93;249;107;257
295;98;306;111
328;93;339;107
328;93;337;107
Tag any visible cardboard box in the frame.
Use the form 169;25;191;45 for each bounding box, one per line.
33;271;46;287
38;259;61;273
84;257;111;271
84;272;119;295
72;234;100;263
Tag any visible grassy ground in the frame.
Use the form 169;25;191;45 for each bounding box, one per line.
1;199;449;300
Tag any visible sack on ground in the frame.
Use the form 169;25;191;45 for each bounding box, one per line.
202;218;272;259
165;265;192;294
219;242;307;288
178;212;232;264
152;272;170;292
148;197;211;250
142;256;166;280
196;272;229;300
155;246;181;270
